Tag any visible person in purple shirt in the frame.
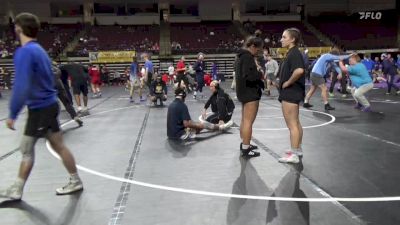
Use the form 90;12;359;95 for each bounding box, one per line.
1;13;83;201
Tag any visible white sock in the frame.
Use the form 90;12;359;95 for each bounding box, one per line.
78;106;82;111
242;144;250;149
83;106;88;111
14;177;26;189
324;101;329;105
70;173;80;183
304;99;309;103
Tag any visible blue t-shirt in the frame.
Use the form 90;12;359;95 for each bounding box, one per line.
361;59;374;72
311;53;350;77
167;98;191;139
9;41;57;120
347;63;373;88
130;62;138;79
145;60;154;75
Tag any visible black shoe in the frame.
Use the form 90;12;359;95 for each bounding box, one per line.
241;148;261;157
240;143;258;151
240;144;260;157
303;103;313;108
325;103;335;110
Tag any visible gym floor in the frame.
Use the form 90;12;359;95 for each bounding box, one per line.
1;82;400;225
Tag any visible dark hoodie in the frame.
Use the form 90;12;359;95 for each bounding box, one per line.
234;49;263;103
204;88;234;121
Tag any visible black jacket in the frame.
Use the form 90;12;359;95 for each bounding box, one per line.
204;89;232;120
150;80;167;95
234;49;263;103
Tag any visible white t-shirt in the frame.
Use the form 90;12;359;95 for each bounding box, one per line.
168;65;175;75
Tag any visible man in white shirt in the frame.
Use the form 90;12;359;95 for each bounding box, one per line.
264;53;279;96
168;63;175;85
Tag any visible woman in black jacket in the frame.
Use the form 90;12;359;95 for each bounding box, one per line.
235;36;264;157
201;80;234;131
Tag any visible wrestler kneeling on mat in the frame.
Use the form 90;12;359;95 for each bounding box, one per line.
200;80;234;131
167;87;223;140
150;75;167;106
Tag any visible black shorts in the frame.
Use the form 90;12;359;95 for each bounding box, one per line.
25;103;61;137
278;87;304;105
72;83;88;96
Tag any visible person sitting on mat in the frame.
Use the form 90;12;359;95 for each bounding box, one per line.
167;87;221;140
200;80;234;131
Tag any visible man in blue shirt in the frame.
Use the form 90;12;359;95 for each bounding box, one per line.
382;53;400;95
1;13;83;201
339;54;373;112
361;54;374;74
143;53;154;90
129;56;144;102
303;48;351;110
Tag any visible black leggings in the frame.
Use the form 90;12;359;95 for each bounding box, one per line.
206;113;231;124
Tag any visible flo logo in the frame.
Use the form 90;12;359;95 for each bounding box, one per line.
359;12;382;19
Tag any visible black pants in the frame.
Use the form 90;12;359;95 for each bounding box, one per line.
206;113;232;124
56;80;77;119
61;78;73;104
387;74;399;93
176;73;189;89
195;74;204;93
329;73;347;94
152;93;166;105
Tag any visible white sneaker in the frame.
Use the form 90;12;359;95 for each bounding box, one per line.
284;149;303;156
180;130;196;140
278;152;300;164
219;120;234;131
56;179;83;195
0;184;23;201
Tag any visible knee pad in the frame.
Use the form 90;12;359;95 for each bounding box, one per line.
20;136;37;162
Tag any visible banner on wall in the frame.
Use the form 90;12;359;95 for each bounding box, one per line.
89;51;136;63
270;47;332;58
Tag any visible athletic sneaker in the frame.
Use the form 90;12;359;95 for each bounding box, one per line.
0;184;23;201
396;91;400;95
129;97;134;103
361;106;371;112
285;149;303;156
278;152;300;163
180;130;196;140
219;120;233;131
74;117;83;126
140;96;146;102
240;143;260;158
303;103;313;108
354;103;363;109
341;94;347;98
324;103;335;110
328;92;334;97
56;179;83;195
